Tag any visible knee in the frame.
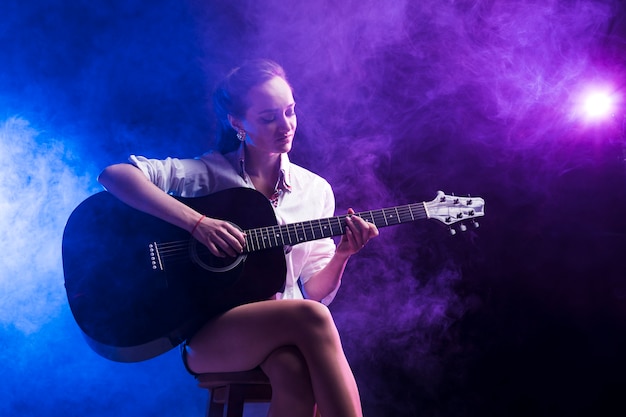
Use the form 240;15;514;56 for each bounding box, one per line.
280;300;341;353
294;299;334;330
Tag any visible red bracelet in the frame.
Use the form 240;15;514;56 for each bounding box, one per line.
191;215;206;236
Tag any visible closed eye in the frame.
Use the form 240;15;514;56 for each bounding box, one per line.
258;103;296;123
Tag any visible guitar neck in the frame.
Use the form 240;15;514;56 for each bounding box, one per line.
244;202;427;253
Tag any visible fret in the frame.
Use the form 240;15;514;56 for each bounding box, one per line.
287;223;297;245
397;208;404;223
297;222;307;242
325;217;334;236
294;223;303;243
381;209;390;226
277;224;286;245
315;219;324;238
293;223;299;243
282;224;289;245
371;210;383;227
246;231;257;252
274;227;281;245
260;227;270;249
294;223;300;244
404;206;413;221
249;230;258;251
250;228;258;250
299;223;305;242
253;228;261;250
407;203;415;221
335;216;344;234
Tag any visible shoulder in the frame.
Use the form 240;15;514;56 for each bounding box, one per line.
129;154;205;176
197;149;229;164
288;162;332;191
196;150;238;172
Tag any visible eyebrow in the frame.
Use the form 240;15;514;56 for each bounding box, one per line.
256;102;296;115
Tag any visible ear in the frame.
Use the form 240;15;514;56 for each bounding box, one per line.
227;114;243;132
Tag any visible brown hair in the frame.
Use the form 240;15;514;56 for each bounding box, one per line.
213;59;289;153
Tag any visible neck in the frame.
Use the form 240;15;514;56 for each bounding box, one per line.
244;146;281;179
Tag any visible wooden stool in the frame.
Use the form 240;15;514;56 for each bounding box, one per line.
196;368;272;417
196;369;322;416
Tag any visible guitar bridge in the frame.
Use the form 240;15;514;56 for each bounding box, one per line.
149;242;164;271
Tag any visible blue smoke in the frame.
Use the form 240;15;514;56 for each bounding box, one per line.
2;0;625;416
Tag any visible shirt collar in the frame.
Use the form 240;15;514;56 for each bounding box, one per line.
235;142;292;193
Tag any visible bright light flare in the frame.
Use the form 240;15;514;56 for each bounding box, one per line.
573;84;621;124
583;91;614;119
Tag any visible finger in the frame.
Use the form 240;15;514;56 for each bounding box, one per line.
349;217;379;248
213;234;244;257
219;230;246;254
347;209;381;249
345;220;364;249
205;240;227;258
347;215;368;242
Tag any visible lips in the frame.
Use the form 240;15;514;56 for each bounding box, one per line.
277;134;293;142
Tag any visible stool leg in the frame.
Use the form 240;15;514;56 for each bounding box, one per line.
207;388;225;417
224;384;246;417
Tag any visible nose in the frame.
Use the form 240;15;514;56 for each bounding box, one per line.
277;113;295;133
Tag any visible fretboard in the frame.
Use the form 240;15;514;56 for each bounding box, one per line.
244;202;427;253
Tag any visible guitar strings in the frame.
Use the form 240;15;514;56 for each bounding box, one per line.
151;203;427;265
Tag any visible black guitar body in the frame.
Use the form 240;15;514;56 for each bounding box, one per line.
62;188;286;362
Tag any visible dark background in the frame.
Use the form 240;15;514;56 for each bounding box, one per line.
1;0;625;416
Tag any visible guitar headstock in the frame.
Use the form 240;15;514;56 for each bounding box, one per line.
424;191;485;235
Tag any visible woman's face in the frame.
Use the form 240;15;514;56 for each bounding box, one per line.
236;76;297;155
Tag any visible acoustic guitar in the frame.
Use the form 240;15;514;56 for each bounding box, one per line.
62;187;484;362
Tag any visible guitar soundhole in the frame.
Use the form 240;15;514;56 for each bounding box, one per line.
189;239;247;273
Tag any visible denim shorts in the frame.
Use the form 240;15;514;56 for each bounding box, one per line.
180;342;198;376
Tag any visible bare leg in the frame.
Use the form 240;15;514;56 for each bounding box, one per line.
261;346;316;417
185;299;362;417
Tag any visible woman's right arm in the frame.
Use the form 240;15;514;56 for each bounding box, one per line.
98;163;245;257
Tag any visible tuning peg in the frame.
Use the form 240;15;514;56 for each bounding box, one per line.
459;224;467;232
449;228;457;236
472;220;480;228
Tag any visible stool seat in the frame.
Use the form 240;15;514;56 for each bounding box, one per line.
196;368;321;417
196;368;272;417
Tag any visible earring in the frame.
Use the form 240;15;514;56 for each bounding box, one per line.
237;130;246;142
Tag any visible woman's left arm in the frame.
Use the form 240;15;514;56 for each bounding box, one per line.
303;209;379;301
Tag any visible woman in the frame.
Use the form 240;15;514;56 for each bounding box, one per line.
98;59;378;417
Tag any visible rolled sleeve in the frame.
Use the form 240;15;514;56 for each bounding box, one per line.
129;155;211;197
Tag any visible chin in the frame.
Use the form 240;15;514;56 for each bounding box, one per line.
277;142;293;153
